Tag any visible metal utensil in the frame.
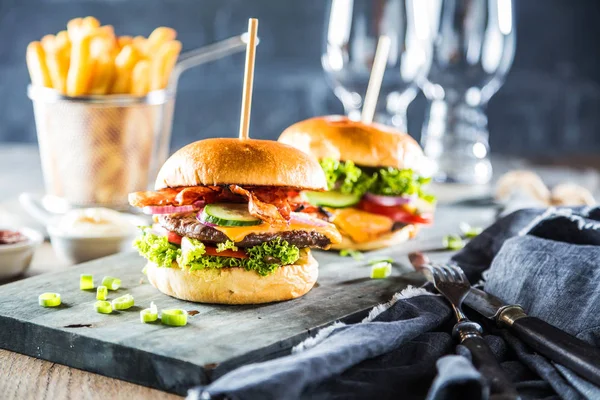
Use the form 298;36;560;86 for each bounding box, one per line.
465;287;600;387
422;263;519;399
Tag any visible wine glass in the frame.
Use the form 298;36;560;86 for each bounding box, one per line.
418;0;516;184
322;0;433;131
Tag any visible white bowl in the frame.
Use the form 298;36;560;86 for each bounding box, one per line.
0;227;44;279
47;214;148;265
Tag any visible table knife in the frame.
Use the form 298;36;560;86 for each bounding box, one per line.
464;287;600;387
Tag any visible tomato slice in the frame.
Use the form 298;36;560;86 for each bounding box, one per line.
167;231;183;245
204;246;248;259
357;199;433;225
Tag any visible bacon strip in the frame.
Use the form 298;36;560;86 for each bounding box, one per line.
229;185;288;225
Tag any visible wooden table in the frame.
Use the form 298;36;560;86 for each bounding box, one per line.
0;145;598;400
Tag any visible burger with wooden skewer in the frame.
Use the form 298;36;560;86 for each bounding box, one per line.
129;19;342;304
278;36;436;251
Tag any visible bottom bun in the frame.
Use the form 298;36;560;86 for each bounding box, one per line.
145;249;318;304
330;224;418;251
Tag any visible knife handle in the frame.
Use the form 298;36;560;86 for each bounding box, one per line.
499;306;600;387
455;321;519;399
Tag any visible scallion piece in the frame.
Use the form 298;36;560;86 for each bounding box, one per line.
94;300;112;314
370;262;392;279
80;274;94;290
161;309;188;327
101;276;121;290
339;248;364;260
140;302;158;323
38;293;61;307
459;222;483;238
443;234;465;250
112;294;134;310
96;286;108;300
141;265;148;275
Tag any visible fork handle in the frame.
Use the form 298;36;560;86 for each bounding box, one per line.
455;321;519;399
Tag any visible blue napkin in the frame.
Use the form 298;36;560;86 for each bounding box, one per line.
188;207;600;400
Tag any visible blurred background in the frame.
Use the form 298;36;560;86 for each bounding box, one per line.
1;0;600;159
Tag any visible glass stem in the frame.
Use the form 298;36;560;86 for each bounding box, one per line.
420;100;492;184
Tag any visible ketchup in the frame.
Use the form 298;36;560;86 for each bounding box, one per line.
0;230;27;245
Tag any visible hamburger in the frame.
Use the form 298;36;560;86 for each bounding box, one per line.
278;116;435;251
129;138;342;304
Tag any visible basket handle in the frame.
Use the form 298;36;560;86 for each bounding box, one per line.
168;33;259;91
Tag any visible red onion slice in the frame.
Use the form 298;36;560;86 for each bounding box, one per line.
142;204;200;215
290;212;330;227
363;193;415;207
196;210;218;227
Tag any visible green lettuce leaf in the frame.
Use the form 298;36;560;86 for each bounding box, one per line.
319;158;435;203
319;158;376;197
216;240;239;252
133;228;181;268
133;231;300;276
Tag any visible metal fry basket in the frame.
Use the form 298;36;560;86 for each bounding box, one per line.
28;86;174;209
27;34;251;210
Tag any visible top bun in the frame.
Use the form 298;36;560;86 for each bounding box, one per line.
155;138;327;190
278;116;425;171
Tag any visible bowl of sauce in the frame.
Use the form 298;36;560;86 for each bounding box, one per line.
47;208;148;264
0;227;44;279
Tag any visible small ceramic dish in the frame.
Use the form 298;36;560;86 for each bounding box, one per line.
0;227;44;279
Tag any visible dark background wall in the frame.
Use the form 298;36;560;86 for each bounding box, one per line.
1;0;600;157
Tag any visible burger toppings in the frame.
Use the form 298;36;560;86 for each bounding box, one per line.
134;228;302;276
306;158;435;225
198;203;263;227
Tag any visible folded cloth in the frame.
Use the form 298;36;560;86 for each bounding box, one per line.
189;206;600;400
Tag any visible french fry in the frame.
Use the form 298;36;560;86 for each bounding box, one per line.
147;27;177;55
110;44;141;94
66;18;83;41
66;34;93;96
131;60;150;96
40;34;55;52
89;53;115;95
132;36;148;56
117;35;133;49
44;34;71;93
149;40;181;91
26;41;52;87
81;16;100;31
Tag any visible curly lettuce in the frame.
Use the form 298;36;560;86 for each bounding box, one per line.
319;158;435;203
320;158;376;197
133;232;300;276
133;228;181;267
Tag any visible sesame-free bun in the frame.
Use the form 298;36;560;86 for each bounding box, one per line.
155;138;327;191
278;116;425;171
145;249;318;304
331;224;419;252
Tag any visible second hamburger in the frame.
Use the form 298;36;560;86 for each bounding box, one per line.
278;116;435;251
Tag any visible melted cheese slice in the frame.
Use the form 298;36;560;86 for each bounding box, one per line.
330;208;394;243
211;213;342;245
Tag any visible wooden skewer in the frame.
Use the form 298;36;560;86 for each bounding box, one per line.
361;35;391;124
238;18;259;140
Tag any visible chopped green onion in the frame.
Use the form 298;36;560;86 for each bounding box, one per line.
101;276;121;290
161;309;188;327
141;265;148;275
94;300;112;314
140;301;158;323
339;249;364;260
80;274;94;290
443;234;465;250
111;294;134;310
370;262;392;279
459;222;483;238
96;286;108;300
38;293;61;307
368;257;394;265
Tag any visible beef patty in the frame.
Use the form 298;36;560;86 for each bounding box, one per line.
158;214;332;249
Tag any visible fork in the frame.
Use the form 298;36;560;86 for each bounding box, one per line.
423;263;519;399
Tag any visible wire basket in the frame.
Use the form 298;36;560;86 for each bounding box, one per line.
28;86;174;209
26;33;251;210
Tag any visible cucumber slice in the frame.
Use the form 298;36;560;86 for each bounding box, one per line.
304;191;361;208
202;203;263;227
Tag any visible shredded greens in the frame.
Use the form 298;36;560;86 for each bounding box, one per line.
133;230;301;277
319;157;435;203
216;240;239;252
